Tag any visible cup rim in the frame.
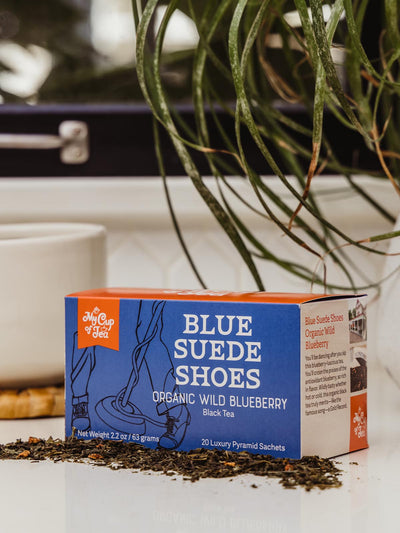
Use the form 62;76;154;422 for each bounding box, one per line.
0;223;106;246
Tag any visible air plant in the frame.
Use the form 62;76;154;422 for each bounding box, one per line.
134;0;400;292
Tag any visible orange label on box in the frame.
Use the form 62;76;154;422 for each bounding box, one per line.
350;393;368;452
77;297;120;350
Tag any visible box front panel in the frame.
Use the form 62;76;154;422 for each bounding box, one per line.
65;297;301;458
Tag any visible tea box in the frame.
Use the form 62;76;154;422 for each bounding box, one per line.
65;288;368;458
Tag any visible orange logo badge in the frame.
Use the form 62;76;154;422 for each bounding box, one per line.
78;297;120;351
350;393;368;452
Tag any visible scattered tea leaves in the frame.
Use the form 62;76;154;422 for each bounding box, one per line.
0;437;342;490
16;449;30;459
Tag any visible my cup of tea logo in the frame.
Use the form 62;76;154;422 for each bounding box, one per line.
353;406;367;439
350;393;368;451
83;306;115;338
78;297;120;350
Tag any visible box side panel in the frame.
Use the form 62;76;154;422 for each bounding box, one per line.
300;296;368;457
349;295;368;452
65;297;302;458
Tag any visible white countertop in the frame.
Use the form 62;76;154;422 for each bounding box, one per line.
0;360;399;533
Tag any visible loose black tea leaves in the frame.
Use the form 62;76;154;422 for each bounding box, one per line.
0;436;342;490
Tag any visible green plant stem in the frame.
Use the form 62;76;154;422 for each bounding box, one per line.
153;117;207;289
137;0;265;289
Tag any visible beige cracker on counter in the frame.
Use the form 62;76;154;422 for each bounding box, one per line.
0;386;64;419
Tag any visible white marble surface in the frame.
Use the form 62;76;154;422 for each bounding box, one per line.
0;360;398;533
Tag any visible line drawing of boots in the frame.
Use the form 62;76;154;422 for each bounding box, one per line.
72;394;91;431
154;367;191;450
70;331;96;432
159;404;191;450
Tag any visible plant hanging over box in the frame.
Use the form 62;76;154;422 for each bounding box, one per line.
133;0;400;293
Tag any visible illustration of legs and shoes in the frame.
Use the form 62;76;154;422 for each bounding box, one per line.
70;331;96;431
94;300;190;449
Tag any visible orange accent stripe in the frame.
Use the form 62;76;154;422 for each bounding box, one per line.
67;287;342;304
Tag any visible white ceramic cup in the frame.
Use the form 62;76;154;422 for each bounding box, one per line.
0;223;107;388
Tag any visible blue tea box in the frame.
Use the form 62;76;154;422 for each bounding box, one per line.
65;288;368;458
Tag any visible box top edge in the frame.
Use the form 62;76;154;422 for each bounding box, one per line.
66;288;365;305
